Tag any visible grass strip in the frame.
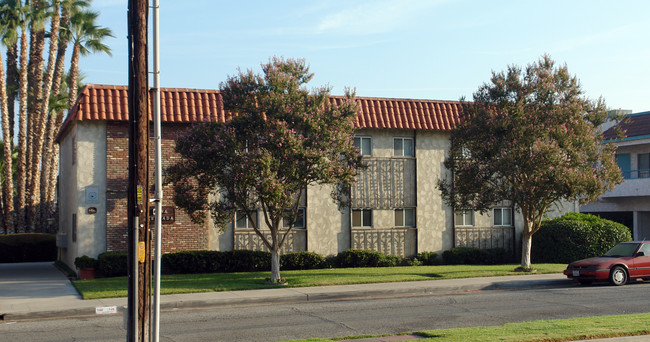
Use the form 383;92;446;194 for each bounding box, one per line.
280;313;650;342
72;264;565;299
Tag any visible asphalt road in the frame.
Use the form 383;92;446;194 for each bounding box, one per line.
2;282;650;342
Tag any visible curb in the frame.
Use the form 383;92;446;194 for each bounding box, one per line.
1;275;570;322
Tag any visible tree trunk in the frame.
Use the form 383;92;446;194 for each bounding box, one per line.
520;231;533;269
15;28;29;233
41;21;70;225
29;6;60;233
6;44;18;147
0;49;15;234
520;213;534;269
271;247;281;282
68;44;80;109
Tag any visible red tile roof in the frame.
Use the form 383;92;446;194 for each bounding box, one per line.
58;84;462;139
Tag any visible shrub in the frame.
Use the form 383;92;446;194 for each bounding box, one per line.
74;255;98;269
97;252;127;277
442;247;509;265
532;213;632;263
0;233;56;263
281;251;327;270
332;249;404;268
161;250;271;274
415;252;439;265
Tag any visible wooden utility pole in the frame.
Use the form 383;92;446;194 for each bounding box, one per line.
127;0;150;341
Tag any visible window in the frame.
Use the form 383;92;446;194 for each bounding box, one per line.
455;210;474;226
493;207;513;226
283;208;306;229
638;153;650;178
236;210;258;229
393;138;414;157
71;213;77;242
72;135;77;165
395;208;415;227
353;136;372;156
638;243;650;256
616;154;631;179
352;209;372;227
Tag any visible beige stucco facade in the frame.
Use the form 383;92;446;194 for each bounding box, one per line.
58;120;107;268
58;118;578;264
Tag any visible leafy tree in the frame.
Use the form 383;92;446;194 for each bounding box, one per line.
167;57;363;281
438;55;622;269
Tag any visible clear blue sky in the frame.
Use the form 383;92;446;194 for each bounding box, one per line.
84;0;650;112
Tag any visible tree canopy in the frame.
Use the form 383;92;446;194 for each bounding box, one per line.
438;55;622;269
166;57;363;281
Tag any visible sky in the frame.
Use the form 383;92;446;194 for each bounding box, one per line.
84;0;650;112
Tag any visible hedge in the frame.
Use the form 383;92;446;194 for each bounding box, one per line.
332;249;404;268
98;252;127;277
442;247;509;265
415;252;439;265
0;233;56;263
281;251;328;270
161;250;272;274
532;212;632;263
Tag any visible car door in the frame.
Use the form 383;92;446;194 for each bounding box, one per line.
630;243;650;278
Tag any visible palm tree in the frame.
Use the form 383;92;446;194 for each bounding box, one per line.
0;0;22;233
67;8;112;108
27;0;60;232
39;0;89;231
0;0;31;233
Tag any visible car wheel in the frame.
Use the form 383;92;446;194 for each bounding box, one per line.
577;279;592;285
609;266;628;286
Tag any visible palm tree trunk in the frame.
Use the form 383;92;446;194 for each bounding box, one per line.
15;27;29;233
0;51;15;234
6;44;18;148
67;43;80;108
29;4;60;233
41;14;70;228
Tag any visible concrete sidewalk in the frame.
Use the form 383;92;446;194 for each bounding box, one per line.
1;261;572;322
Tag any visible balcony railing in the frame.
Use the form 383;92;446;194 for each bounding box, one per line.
621;169;650;180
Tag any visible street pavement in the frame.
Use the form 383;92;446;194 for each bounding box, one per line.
0;262;647;342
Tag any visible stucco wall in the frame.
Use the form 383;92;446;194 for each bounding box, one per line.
306;183;348;256
58;124;78;267
415;130;453;253
58;121;107;268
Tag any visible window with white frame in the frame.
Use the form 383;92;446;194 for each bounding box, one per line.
393;137;414;157
353;136;372;156
493;207;513;226
454;210;474;226
395;208;415;227
283;208;306;229
352;209;372;227
236;210;258;229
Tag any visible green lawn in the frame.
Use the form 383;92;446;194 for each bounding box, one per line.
281;313;650;341
72;263;565;299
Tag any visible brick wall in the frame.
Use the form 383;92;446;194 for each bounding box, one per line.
105;121;209;252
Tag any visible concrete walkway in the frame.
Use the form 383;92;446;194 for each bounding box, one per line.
0;262;646;342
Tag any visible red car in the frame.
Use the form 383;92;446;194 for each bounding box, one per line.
563;241;650;286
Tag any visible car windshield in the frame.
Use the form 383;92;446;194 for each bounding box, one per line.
603;243;639;257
